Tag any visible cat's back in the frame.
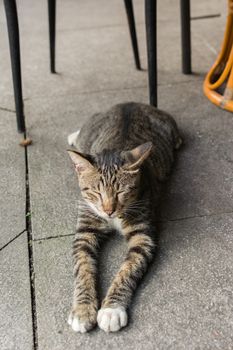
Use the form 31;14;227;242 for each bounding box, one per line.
76;102;180;155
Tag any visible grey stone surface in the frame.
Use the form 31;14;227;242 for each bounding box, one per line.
1;0;233;349
0;232;33;350
34;212;233;350
26;79;233;240
158;81;233;221
0;0;225;32
0;0;226;105
0;109;25;248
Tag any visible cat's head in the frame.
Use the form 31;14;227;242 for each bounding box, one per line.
68;142;152;219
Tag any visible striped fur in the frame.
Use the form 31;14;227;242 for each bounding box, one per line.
67;102;182;332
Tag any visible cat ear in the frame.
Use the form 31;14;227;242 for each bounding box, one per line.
122;142;153;171
67;149;94;174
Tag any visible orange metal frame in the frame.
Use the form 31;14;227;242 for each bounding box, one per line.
203;0;233;112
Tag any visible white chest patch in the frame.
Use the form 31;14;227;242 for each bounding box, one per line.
108;217;122;233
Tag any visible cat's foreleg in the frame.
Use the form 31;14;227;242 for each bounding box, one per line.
97;226;155;332
68;226;100;333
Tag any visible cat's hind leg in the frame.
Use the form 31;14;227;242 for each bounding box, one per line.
67;129;80;146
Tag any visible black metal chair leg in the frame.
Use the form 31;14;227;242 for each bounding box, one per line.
145;0;157;107
48;0;56;73
124;0;141;70
3;0;25;133
180;0;191;74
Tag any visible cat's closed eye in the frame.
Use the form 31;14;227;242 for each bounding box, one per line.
118;186;137;194
128;186;138;190
117;190;125;195
86;193;98;201
91;190;101;195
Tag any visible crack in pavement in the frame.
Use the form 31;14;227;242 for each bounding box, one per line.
0;229;26;252
0;106;15;113
24;133;38;350
157;210;233;224
31;209;233;243
33;233;75;242
23;78;204;102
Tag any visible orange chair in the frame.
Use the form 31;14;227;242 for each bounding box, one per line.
203;0;233;112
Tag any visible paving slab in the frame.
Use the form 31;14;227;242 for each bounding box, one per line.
0;109;25;248
0;232;33;350
34;212;233;350
26;79;233;240
0;0;225;32
0;0;226;105
158;82;233;221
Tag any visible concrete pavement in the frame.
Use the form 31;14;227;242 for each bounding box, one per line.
0;0;232;349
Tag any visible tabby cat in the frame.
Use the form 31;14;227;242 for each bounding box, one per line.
67;102;182;333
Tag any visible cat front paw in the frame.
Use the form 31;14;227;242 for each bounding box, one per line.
97;306;128;332
68;304;97;333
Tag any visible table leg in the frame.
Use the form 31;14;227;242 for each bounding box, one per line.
180;0;192;74
48;0;56;73
3;0;25;133
145;0;157;107
124;0;141;70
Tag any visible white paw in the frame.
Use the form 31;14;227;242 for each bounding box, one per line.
68;313;91;333
67;130;80;146
97;306;128;333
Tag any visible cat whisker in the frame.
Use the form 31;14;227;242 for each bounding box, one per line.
127;200;148;207
126;205;144;212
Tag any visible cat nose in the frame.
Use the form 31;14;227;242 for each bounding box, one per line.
104;209;114;217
